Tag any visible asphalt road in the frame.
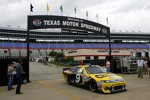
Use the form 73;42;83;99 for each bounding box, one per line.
0;62;150;100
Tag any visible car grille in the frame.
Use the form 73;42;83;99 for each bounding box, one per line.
113;86;123;90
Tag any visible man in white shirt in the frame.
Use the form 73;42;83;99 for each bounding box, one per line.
105;60;110;72
137;57;145;78
147;58;150;80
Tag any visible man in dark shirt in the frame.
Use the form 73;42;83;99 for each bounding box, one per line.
15;59;25;94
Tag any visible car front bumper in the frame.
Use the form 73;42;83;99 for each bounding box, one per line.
98;82;127;93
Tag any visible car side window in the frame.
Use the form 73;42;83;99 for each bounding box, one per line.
76;68;83;74
70;67;78;73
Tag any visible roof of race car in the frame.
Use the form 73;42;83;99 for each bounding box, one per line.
77;65;100;68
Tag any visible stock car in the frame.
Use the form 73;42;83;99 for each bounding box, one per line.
62;65;127;93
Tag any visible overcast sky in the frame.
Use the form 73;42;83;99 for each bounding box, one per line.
0;0;150;32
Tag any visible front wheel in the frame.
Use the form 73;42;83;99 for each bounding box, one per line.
88;81;98;92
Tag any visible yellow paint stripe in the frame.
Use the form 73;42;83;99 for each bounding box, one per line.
38;81;81;100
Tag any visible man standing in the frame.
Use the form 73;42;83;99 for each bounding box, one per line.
137;57;145;78
105;60;110;72
7;63;15;90
15;59;25;94
147;57;150;80
79;60;83;66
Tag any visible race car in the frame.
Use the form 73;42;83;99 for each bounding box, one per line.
62;65;127;93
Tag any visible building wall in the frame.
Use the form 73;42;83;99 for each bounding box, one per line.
65;49;131;57
64;49;131;61
74;56;85;61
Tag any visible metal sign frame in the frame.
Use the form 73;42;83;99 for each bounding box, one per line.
27;15;111;72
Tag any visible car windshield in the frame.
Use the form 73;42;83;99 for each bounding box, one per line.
85;65;107;74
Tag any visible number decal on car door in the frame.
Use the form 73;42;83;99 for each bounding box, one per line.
75;74;80;83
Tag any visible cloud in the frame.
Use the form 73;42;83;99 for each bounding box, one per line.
0;0;150;32
0;0;28;28
0;0;24;6
110;0;150;14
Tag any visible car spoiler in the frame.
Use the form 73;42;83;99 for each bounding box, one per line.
62;68;71;73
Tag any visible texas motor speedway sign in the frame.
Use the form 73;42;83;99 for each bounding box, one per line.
28;15;109;34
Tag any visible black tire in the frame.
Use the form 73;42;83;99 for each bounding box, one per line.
88;81;98;92
67;76;72;85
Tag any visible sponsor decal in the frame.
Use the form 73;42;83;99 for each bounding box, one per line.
102;28;108;34
97;82;102;87
33;19;42;26
115;79;120;82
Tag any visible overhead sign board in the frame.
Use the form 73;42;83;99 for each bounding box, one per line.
28;15;109;35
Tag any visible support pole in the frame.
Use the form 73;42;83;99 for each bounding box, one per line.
108;28;112;72
27;15;30;82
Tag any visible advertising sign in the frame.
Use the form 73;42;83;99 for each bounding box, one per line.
28;15;109;35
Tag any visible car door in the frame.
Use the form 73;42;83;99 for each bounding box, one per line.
74;67;83;85
69;67;83;85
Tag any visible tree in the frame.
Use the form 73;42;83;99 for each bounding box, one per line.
65;56;73;62
55;52;65;62
49;51;57;57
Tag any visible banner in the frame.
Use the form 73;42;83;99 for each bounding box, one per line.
28;15;109;34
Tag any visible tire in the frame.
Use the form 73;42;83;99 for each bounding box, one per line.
88;81;98;92
67;76;72;85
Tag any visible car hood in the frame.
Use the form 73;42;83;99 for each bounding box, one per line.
89;73;124;82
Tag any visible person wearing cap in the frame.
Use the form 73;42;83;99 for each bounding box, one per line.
7;63;15;90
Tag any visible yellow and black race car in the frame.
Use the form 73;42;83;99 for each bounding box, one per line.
62;65;127;93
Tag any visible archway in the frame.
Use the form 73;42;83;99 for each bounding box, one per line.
27;15;111;80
